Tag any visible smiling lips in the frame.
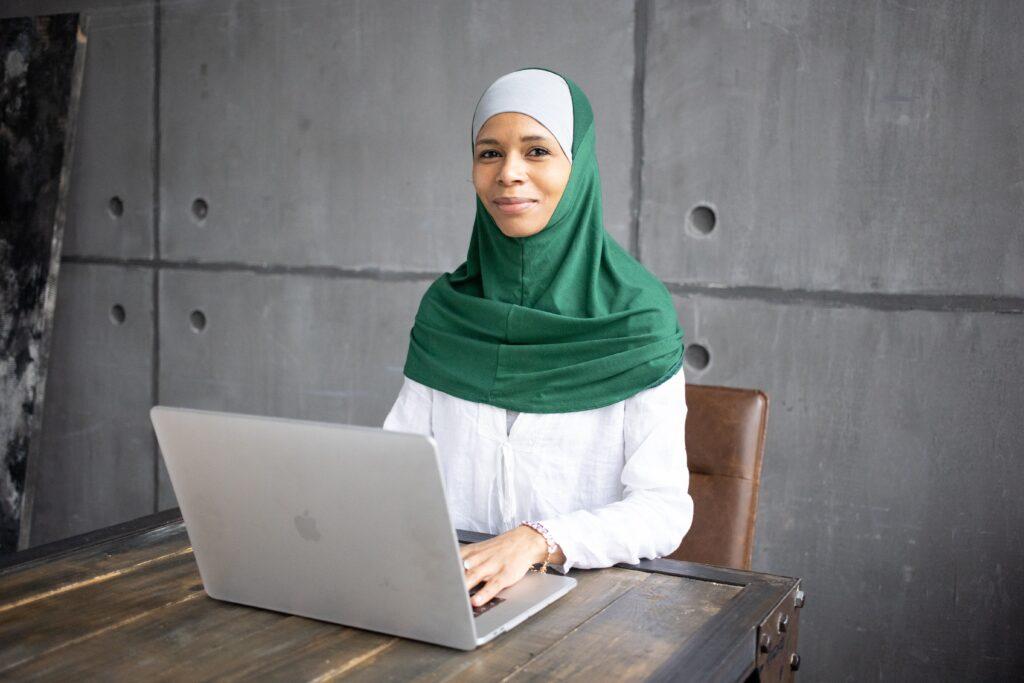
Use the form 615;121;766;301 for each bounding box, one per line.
493;197;538;215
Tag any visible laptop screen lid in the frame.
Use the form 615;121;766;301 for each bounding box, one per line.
150;405;479;650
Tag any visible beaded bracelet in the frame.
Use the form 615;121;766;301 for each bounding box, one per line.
519;520;558;573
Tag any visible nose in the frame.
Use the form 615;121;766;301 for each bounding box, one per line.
496;152;527;185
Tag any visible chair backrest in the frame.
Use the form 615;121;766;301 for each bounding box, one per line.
666;383;769;570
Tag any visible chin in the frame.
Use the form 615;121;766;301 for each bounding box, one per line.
500;225;544;238
494;216;546;238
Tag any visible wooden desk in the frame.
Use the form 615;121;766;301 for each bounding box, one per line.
0;509;802;681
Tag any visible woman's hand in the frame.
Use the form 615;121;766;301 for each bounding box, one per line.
459;525;550;607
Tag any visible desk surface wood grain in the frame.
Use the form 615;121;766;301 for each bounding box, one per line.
0;510;800;681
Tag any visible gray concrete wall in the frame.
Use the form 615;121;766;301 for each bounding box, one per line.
9;0;1022;679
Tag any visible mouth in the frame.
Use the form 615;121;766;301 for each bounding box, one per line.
493;198;539;216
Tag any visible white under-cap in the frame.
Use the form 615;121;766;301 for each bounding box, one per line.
471;69;574;163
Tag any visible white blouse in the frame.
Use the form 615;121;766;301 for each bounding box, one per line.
381;365;693;573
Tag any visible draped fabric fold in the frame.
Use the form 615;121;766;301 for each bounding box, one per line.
401;67;684;413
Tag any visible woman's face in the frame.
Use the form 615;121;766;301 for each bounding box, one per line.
473;112;572;238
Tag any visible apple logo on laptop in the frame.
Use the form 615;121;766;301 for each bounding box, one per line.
294;509;321;541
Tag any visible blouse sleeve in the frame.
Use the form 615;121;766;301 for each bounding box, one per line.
537;365;693;573
381;375;433;437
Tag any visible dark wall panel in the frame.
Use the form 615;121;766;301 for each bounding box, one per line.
0;12;84;552
156;269;430;510
642;2;1024;677
158;0;637;270
672;293;1024;680
31;263;155;545
63;1;154;259
4;1;156;548
643;0;1024;296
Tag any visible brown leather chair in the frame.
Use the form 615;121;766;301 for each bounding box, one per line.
665;383;769;570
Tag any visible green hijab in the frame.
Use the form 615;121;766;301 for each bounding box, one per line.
400;67;684;413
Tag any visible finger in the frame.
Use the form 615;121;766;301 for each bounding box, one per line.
462;552;491;579
471;573;511;607
461;548;486;573
460;543;485;570
464;558;499;590
459;541;491;565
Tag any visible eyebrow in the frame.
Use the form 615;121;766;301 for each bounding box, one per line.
475;134;550;146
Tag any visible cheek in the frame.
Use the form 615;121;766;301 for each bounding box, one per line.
542;161;570;192
539;175;567;204
471;180;485;203
472;166;491;193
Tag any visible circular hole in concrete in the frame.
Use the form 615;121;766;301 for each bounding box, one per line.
108;196;124;218
684;343;710;371
109;304;126;325
688;204;716;235
189;309;207;333
191;198;209;222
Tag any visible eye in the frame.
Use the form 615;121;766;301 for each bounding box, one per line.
476;147;551;160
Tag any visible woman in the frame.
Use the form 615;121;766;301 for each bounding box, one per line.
382;67;692;610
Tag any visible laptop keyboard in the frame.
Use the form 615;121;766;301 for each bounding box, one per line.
468;582;505;617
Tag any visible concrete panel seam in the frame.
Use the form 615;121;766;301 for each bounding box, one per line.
60;256;1024;313
151;0;161;513
630;0;650;261
62;255;442;282
666;282;1024;314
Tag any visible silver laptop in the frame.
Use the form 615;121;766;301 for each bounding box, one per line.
150;405;577;650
